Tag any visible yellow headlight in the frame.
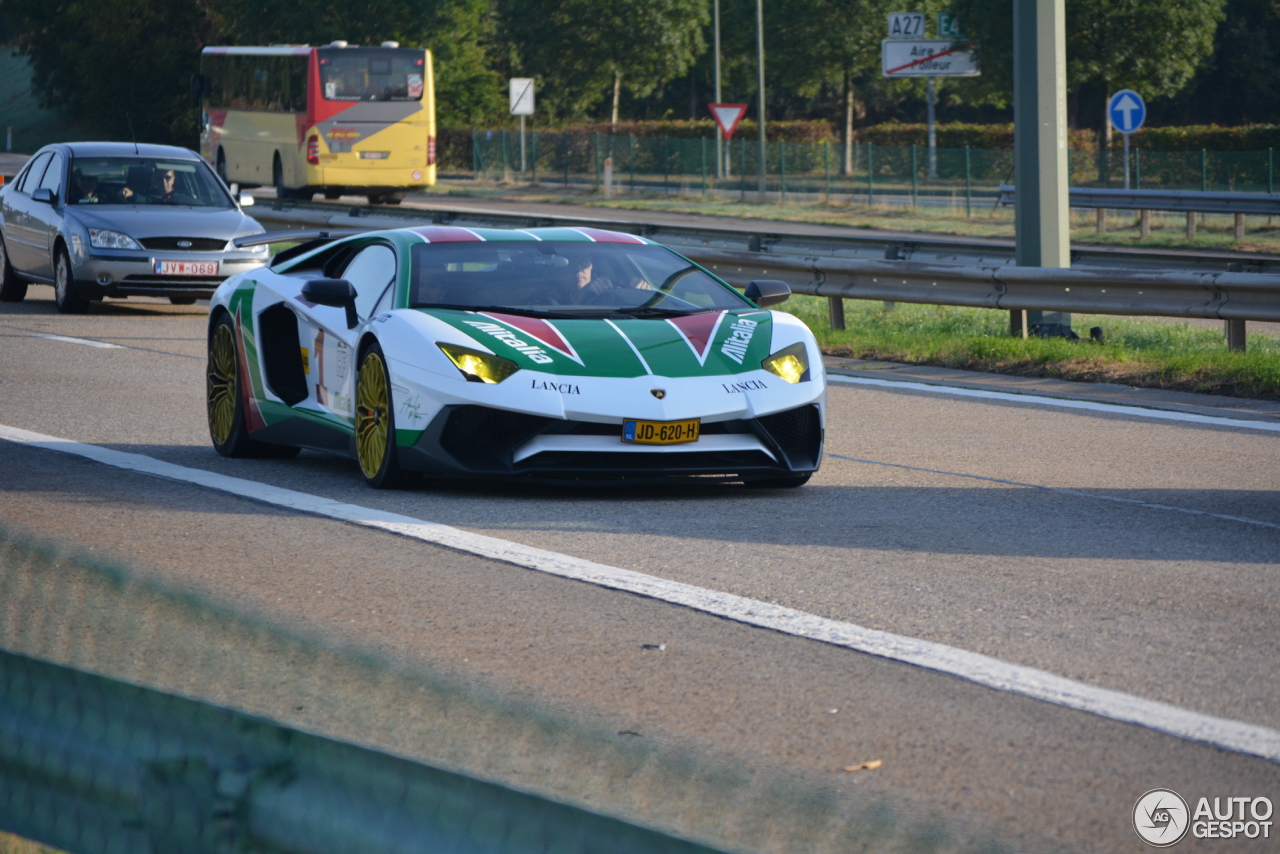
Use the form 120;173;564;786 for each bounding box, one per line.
438;343;520;384
761;342;810;384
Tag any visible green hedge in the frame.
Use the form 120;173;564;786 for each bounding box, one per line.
854;121;1096;150
855;121;1280;153
523;120;836;143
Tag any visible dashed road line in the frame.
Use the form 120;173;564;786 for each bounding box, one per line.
825;452;1280;531
2;422;1278;765
827;374;1280;433
32;333;123;349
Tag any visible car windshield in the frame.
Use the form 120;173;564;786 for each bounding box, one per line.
409;241;754;316
318;48;426;101
68;157;232;207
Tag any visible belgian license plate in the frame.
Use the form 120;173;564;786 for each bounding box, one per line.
622;418;700;445
359;151;390;159
154;260;218;276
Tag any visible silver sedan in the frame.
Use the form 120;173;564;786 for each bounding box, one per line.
0;141;269;312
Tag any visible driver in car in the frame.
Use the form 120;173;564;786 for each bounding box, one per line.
549;256;652;305
121;168;178;204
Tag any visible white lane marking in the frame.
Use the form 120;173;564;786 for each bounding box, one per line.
827;374;1280;433
33;334;123;349
2;421;1279;765
826;452;1280;532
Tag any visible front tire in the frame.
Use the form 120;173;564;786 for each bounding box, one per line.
53;245;88;314
207;312;299;459
169;296;198;305
355;343;413;488
0;236;27;302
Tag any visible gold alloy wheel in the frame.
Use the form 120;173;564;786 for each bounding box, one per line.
207;324;239;446
356;351;391;479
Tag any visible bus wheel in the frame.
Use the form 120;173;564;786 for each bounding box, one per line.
368;192;404;205
273;156;307;201
323;189;343;200
216;149;228;183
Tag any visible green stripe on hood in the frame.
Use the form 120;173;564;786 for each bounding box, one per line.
424;309;773;378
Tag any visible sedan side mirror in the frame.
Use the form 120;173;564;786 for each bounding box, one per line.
31;187;56;205
302;278;359;329
238;193;255;207
745;279;790;307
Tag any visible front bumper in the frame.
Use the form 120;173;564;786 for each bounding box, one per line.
399;403;823;482
72;251;267;299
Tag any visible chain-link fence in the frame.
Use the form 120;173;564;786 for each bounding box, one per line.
0;522;1022;854
457;130;1280;203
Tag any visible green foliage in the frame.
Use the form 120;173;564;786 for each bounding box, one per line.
500;0;708;120
856;121;1096;150
555;120;835;142
1132;125;1280;151
951;0;1227;134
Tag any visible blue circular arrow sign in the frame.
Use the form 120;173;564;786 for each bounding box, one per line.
1108;89;1146;134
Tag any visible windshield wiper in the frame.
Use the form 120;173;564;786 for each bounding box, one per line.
609;306;704;317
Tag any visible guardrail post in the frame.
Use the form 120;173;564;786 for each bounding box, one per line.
1186;211;1197;240
1140;209;1150;239
1096;207;1106;233
1010;309;1029;339
1235;212;1245;242
1226;318;1247;351
827;296;846;330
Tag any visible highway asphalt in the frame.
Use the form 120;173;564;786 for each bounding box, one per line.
1;285;1277;852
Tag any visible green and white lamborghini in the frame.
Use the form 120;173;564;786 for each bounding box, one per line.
206;224;825;487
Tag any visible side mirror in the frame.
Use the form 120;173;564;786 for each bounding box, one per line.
31;187;55;205
745;279;790;307
302;278;359;329
238;192;255;207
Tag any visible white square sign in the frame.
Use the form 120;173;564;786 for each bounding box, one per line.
887;12;925;38
510;79;535;116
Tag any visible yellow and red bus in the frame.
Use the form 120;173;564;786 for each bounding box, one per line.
197;42;435;204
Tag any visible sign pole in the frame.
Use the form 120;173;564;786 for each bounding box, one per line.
520;115;527;173
926;77;937;180
1013;0;1071;338
755;0;767;200
1123;132;1130;190
714;0;723;179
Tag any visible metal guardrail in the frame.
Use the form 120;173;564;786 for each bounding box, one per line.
687;248;1280;323
252;196;1280;274
0;647;724;854
998;183;1280;216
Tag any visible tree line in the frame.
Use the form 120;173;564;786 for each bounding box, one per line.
0;0;1271;150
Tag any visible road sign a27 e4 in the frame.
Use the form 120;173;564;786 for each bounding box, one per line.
882;40;980;77
509;78;535;116
1108;89;1145;134
887;12;925;38
708;103;748;139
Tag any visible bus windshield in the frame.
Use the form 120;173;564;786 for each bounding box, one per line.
68;158;232;207
318;48;426;101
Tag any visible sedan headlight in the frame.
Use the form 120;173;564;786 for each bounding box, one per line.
438;343;519;384
761;342;810;384
87;229;142;250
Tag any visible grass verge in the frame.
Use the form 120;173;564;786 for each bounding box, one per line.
781;295;1280;400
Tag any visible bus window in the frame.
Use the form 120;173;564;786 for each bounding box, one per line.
318;48;425;101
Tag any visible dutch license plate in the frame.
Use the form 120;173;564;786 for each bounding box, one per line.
622;418;700;445
154;260;218;276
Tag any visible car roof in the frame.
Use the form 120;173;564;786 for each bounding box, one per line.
47;142;204;160
405;226;653;244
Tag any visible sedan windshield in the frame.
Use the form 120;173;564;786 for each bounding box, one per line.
68;157;232;207
410;241;753;316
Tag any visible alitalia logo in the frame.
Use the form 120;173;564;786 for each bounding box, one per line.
720;317;758;364
464;320;554;364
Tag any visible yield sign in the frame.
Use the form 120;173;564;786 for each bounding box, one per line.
708;103;748;139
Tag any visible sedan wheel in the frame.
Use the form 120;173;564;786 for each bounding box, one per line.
53;245;88;314
0;237;27;303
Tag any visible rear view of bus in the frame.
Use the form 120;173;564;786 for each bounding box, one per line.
199;42;436;205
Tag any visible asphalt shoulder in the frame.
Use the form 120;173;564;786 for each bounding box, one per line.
823;355;1280;424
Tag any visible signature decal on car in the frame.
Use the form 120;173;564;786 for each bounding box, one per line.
720;316;759;364
531;379;580;394
723;379;768;393
463;320;555;364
